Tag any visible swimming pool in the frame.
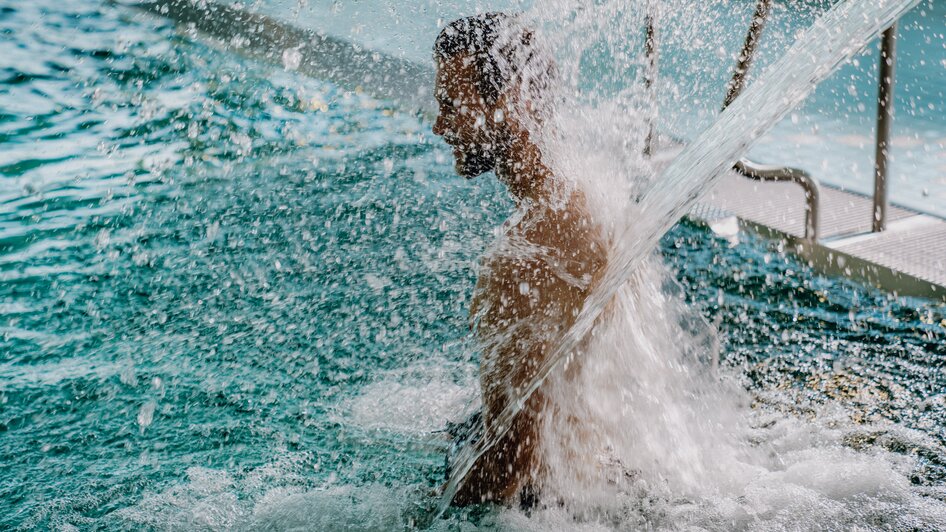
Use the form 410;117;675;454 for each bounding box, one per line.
2;0;946;529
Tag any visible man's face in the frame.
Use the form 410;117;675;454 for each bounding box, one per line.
432;55;499;178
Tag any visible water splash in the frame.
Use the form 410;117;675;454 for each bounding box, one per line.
439;0;923;517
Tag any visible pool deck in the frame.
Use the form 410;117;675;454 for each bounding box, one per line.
692;171;946;301
138;0;946;302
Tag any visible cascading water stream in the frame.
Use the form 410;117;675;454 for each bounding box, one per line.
437;0;921;517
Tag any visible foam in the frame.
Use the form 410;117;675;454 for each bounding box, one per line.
522;259;946;528
246;485;420;532
345;364;478;435
99;386;946;530
111;467;245;530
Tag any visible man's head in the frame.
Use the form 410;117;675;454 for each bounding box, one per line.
432;13;547;178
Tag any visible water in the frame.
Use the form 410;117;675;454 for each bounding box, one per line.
1;0;945;530
437;0;931;516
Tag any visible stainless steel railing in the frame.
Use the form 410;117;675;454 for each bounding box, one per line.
645;0;910;243
734;159;820;240
723;0;821;244
643;0;822;242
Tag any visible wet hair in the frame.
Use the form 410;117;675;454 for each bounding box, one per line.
433;12;546;104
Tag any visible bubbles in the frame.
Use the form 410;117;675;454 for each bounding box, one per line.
346;365;476;434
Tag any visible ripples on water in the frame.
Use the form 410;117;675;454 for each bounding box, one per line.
1;1;944;529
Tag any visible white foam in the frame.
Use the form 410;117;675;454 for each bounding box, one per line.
247;485;418;532
111;467;244;530
345;364;478;434
99;394;946;530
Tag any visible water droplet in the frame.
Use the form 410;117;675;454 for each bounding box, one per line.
138;402;156;432
206;221;220;241
94;229;110;250
282;46;303;71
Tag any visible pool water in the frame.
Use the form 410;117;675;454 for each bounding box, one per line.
1;1;946;529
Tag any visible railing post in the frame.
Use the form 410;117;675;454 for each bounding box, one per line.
873;24;897;233
723;0;771;110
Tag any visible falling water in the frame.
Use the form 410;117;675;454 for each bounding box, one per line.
439;0;923;517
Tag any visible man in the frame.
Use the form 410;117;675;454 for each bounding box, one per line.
432;13;608;506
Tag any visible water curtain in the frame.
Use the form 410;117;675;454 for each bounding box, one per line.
437;0;920;516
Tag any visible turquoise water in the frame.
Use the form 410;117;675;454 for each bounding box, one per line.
2;1;946;529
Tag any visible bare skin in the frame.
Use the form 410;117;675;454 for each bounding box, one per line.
433;54;607;505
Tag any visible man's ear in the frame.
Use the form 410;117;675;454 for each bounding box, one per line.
491;85;518;128
495;80;538;129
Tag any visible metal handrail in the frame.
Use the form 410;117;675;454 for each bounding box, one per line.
726;1;903;240
641;0;912;242
644;1;911;243
722;0;771;109
724;0;821;243
726;1;907;240
643;15;657;157
734;159;820;240
641;0;822;242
